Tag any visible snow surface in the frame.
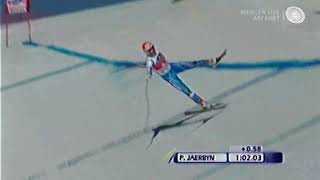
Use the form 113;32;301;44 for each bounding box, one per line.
2;0;320;180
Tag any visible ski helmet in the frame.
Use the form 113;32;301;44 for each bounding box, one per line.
142;41;154;52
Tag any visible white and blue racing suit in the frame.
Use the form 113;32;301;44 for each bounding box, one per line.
146;51;211;106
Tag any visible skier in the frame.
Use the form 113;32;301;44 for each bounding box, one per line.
142;41;226;111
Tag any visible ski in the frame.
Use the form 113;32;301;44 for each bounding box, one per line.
184;102;227;116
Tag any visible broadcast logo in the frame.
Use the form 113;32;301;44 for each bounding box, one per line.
285;6;306;24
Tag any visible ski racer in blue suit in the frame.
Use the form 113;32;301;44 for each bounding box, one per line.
142;41;225;109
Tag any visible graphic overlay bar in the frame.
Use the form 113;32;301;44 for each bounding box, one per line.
228;152;264;163
172;152;227;163
169;145;283;164
229;145;263;152
264;152;283;163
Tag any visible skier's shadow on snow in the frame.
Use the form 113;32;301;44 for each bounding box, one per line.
146;110;224;149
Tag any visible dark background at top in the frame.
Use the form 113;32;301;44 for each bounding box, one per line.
1;0;141;24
